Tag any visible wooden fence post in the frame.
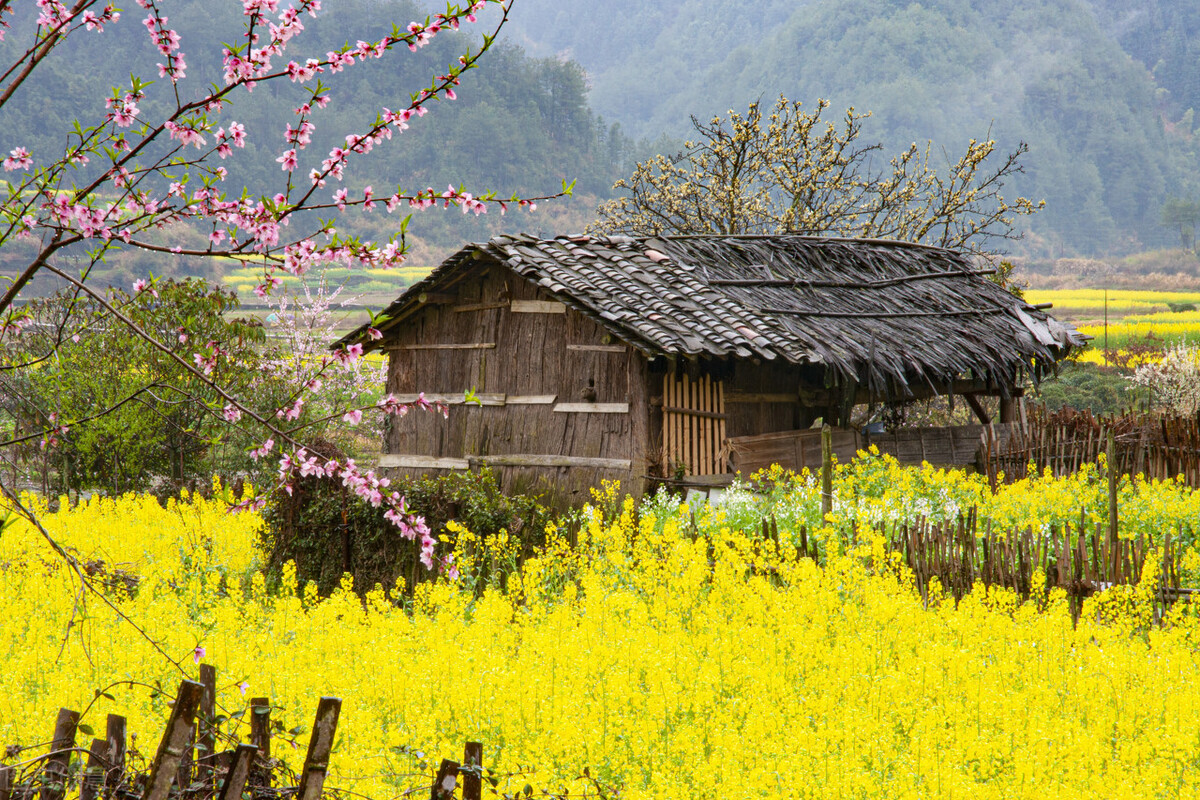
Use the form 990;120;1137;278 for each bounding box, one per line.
1;764;12;800
40;708;79;800
295;698;341;800
821;424;833;520
1107;431;1119;564
196;665;217;784
461;742;483;800
80;739;107;800
249;698;271;788
104;715;126;793
430;760;459;800
215;745;257;800
141;680;203;800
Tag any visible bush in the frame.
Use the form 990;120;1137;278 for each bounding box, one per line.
260;457;551;596
1035;362;1133;415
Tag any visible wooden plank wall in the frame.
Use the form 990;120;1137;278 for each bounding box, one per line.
661;372;727;477
726;424;1024;475
721;360;806;437
726;428;863;475
382;264;651;504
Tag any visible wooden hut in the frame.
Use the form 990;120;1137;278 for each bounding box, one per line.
337;233;1083;503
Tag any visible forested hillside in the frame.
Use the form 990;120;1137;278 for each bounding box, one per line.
499;0;1200;257
0;0;636;286
8;0;1200;275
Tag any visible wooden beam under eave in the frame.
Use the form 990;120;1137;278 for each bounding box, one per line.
963;393;991;424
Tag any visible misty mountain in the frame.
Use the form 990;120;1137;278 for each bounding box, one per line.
499;0;1200;257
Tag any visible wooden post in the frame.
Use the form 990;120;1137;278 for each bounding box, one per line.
1107;431;1119;569
80;739;107;800
430;760;459;800
295;698;342;800
197;665;217;784
105;715;127;792
461;742;483;800
1;765;13;800
249;698;271;787
821;424;833;520
142;680;204;800
40;709;80;800
215;745;257;800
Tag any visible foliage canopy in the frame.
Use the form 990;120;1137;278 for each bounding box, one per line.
591;96;1042;256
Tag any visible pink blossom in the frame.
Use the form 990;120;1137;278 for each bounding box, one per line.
342;408;363;425
132;278;158;297
2;147;31;171
193;645;206;664
249;438;275;460
276;148;297;171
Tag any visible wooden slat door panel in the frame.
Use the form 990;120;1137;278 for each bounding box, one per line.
662;373;727;476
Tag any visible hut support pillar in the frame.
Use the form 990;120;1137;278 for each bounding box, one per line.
998;395;1022;424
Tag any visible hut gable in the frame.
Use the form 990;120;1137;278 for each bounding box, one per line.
341;234;1083;501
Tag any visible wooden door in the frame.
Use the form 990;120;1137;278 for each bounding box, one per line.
662;372;728;477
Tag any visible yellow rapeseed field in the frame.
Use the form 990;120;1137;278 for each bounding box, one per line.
3;462;1200;799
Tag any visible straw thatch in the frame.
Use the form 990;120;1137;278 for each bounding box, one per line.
343;233;1082;401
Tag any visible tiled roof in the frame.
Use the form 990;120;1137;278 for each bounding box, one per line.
342;233;1084;395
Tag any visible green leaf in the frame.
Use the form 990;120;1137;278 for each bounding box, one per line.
78;723;95;736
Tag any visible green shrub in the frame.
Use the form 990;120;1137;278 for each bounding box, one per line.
260;457;551;596
1035;362;1133;415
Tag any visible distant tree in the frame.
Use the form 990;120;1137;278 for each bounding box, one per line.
1159;196;1200;251
591;95;1042;256
3;280;277;495
1129;342;1200;416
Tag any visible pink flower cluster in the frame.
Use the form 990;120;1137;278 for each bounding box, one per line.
137;1;187;82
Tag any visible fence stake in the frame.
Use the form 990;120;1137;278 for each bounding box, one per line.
215;745;257;800
105;715;126;792
821;424;833;520
249;698;271;788
40;709;79;800
141;680;204;800
1107;431;1119;564
295;698;342;800
197;665;217;784
430;760;459;800
1;764;12;800
80;739;107;800
462;742;483;800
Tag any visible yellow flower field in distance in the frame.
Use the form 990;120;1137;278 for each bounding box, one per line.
3;465;1200;799
1025;289;1200;319
1025;290;1200;365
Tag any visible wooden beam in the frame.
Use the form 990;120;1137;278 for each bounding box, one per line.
451;301;509;313
662;405;727;420
510;300;566;314
553;402;630;414
385;343;496;351
378;455;470;469
392;393;505;406
468;455;633;469
504;394;557;404
566;344;626;353
724;392;796;403
417;292;456;305
964;393;991;424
